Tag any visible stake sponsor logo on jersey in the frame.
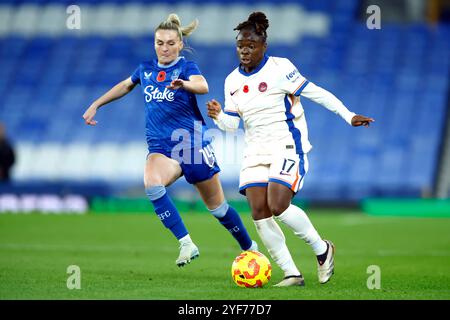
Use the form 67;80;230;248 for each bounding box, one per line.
144;85;175;102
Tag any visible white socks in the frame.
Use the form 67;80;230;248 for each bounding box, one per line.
253;217;300;277
276;204;327;256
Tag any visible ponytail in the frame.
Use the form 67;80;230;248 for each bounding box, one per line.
156;13;199;40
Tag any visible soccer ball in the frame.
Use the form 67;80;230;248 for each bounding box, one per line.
231;250;272;288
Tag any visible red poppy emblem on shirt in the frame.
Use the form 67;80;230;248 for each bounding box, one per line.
258;82;267;92
156;71;166;82
243;85;249;93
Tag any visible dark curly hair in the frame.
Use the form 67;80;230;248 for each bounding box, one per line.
234;12;269;41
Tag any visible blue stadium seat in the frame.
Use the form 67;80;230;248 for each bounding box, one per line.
0;2;447;200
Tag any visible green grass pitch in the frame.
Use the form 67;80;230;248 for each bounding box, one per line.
1;210;449;300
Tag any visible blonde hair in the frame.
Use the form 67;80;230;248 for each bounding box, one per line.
156;13;199;40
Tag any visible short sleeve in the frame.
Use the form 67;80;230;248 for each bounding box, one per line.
184;61;202;78
223;75;240;118
130;65;141;84
277;58;309;96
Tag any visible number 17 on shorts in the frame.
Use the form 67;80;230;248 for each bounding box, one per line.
268;154;309;193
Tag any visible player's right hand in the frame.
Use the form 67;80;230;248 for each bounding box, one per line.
206;99;221;120
83;106;98;126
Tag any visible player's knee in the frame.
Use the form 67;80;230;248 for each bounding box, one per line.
268;201;290;216
144;172;165;197
144;175;163;190
251;205;271;220
145;184;166;201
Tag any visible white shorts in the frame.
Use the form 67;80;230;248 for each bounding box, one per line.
238;153;309;195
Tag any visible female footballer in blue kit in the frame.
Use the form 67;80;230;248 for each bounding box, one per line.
83;14;257;267
207;12;374;286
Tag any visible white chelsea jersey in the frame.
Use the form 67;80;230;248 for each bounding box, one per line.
223;56;313;158
216;55;356;166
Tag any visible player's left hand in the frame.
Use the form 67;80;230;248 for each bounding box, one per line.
351;115;375;127
167;79;184;90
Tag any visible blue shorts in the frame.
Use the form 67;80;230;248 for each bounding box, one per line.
148;143;221;185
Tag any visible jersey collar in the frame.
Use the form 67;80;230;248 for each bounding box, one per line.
238;54;269;76
157;56;184;69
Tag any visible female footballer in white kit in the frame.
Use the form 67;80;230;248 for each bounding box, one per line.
207;12;374;287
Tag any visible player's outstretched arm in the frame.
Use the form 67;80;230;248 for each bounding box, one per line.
83;77;137;126
206;99;240;131
166;75;209;94
301;82;374;126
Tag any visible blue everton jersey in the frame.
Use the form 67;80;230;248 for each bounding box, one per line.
131;57;209;152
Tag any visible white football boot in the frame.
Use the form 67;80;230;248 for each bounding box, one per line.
176;242;199;267
274;275;305;287
318;240;335;284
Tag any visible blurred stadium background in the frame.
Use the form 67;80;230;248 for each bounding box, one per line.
0;0;449;214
